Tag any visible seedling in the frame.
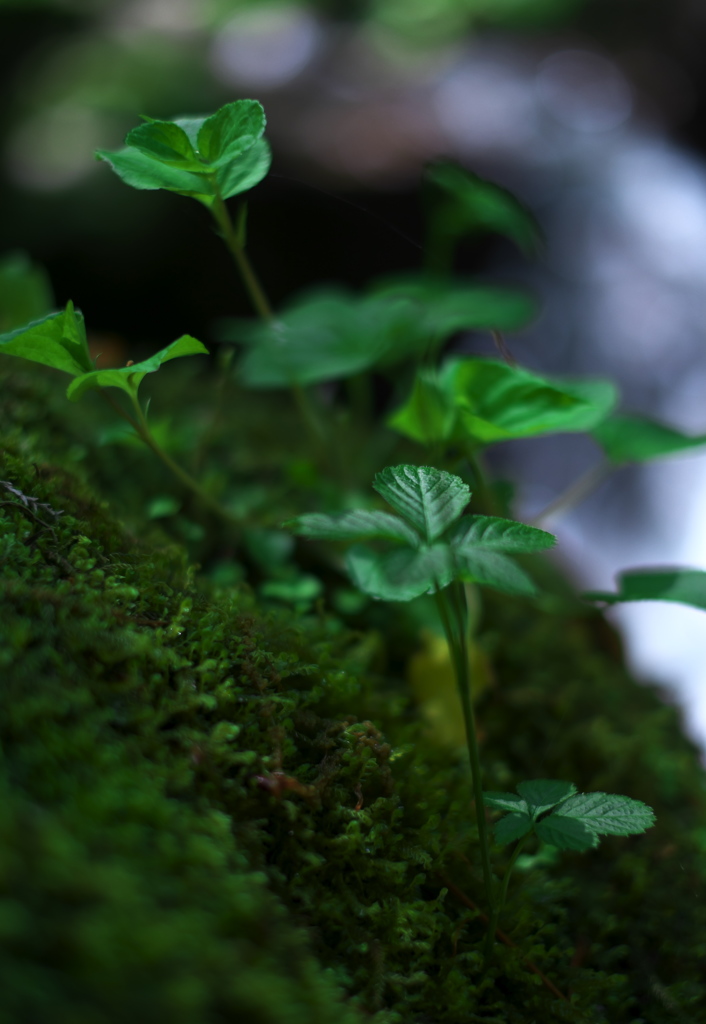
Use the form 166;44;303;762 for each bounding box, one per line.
285;464;656;956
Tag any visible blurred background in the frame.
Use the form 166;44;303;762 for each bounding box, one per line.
2;0;706;754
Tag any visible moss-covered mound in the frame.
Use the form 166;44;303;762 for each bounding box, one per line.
2;422;706;1024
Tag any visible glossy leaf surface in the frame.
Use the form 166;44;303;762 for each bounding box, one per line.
0;302;92;377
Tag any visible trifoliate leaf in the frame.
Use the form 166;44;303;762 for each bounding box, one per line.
585;569;706;613
345;543;454;602
67;334;208;401
493;812;534;846
372;465;470;543
283;510;420;546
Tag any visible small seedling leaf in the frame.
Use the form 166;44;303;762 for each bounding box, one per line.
449;515;556;554
453;548;538;596
216;137;272;200
284;510;420;546
0;302;92;377
552;792;656;837
346;543;454;602
516;779;576;816
96;146;214;199
372;465;470;543
197;99;266;165
125;120;199;169
593;413;706;464
483;792;529;815
493;812;534;846
535;815;599;851
67;334;208;401
585;568;706;612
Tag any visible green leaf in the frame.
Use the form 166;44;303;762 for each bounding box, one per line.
483;792;529;815
372;465;470;543
516;780;576;816
426;161;543;257
585;569;706;612
493;812;534;846
0;302;92;377
389;359;618;447
95;146;214;199
453;548;538;596
125;121;200;169
283;510;420;546
345;543;454;602
0;251;53;332
592;413;706;464
449;515;556;554
552;792;656;837
535;815;598;851
216;137;272;200
372;275;538;334
197;99;266;165
66;334;208;401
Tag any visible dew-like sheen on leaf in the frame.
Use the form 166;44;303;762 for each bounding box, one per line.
372;465;470;543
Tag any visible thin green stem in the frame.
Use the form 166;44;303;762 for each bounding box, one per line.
105;391;238;529
434;583;496;959
485;835;528;949
210;196;273;321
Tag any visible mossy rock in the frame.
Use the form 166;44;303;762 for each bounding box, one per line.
2;414;706;1023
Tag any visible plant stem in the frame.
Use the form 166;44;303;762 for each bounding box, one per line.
210;196;273;321
434;583;496;959
103;391;238;528
485;836;527;951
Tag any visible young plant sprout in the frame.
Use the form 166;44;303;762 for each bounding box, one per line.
285;464;656;958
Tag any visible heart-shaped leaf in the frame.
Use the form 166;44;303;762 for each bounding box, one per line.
372;465;470;543
67;334;208;401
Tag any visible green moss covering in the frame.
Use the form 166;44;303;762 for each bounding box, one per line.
2;364;706;1023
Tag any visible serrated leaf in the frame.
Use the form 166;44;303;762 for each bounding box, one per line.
0;302;92;377
535;815;598;851
283;510;420;546
453;548;537;596
555;792;656;836
125;121;199;169
516;780;576;816
493;812;534;846
593;413;706;464
483;792;529;815
585;569;706;612
216;137;272;200
197;99;266;165
372;465;470;543
345;543;453;602
66;334;208;401
449;515;556;554
96;146;214;199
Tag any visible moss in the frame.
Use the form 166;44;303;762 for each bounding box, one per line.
2;372;706;1023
